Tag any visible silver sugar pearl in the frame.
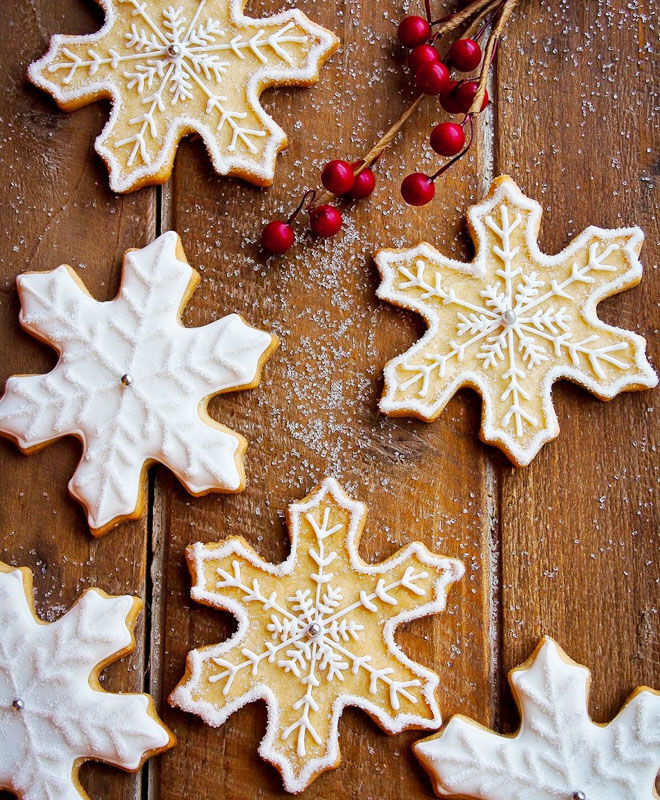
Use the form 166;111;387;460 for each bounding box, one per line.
120;373;133;387
307;623;321;637
166;43;182;58
12;698;24;711
502;309;517;326
572;793;586;800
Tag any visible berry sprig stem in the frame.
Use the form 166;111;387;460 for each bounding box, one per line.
311;96;425;208
462;0;505;41
261;0;520;253
430;0;500;37
356;95;426;175
468;0;519;114
262;96;426;252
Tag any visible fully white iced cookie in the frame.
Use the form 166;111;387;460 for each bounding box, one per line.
415;637;660;800
170;477;464;793
0;561;175;800
0;231;278;535
28;0;338;192
375;176;657;465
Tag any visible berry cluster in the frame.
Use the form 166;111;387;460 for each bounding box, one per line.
398;15;489;206
261;1;514;253
261;159;376;254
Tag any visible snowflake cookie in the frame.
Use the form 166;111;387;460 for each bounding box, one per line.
0;231;278;535
414;636;660;800
0;561;175;800
375;176;657;465
169;477;464;792
28;0;338;192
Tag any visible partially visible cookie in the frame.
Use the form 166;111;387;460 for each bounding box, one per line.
0;561;175;800
414;636;660;800
375;176;657;465
169;477;464;793
0;231;278;535
28;0;338;192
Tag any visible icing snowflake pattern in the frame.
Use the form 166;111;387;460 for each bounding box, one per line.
414;637;660;800
28;0;338;191
0;232;277;534
376;176;657;465
0;563;173;800
169;477;464;793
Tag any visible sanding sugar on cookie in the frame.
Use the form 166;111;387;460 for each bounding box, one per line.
28;0;338;192
414;636;660;800
375;176;657;465
0;561;175;800
169;477;464;793
0;231;278;535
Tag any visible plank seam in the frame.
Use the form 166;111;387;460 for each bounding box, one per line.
144;184;168;800
483;58;504;731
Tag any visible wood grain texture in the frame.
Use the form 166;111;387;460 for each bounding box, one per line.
0;2;155;799
0;0;657;799
493;0;660;728
154;1;495;796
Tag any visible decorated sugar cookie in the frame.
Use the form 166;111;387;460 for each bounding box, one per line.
0;231;277;535
28;0;338;192
375;176;657;465
414;636;660;800
169;477;464;793
0;561;174;800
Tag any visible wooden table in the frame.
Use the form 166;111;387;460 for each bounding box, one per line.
1;1;658;798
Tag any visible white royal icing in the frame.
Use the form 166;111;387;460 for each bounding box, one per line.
28;0;338;191
0;231;275;532
170;477;465;793
0;566;171;800
376;176;657;465
415;637;660;800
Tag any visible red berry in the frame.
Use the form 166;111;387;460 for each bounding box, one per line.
401;173;435;206
439;79;461;114
349;162;376;199
309;204;342;237
321;159;355;195
415;61;450;95
454;80;489;113
430;122;465;156
397;15;431;47
448;38;482;72
262;220;295;254
408;43;439;72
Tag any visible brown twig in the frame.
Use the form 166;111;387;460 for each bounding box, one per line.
462;0;503;41
358;94;425;171
317;0;519;200
309;93;425;208
432;0;498;38
354;0;519;176
280;0;519;225
468;0;518;114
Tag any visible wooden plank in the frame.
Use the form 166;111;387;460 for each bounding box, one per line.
495;0;659;731
151;1;497;797
4;2;656;800
0;2;156;799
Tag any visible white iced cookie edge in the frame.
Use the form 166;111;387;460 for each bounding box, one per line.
169;476;465;793
0;564;173;800
414;636;660;800
375;176;657;465
0;231;276;533
28;0;338;191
